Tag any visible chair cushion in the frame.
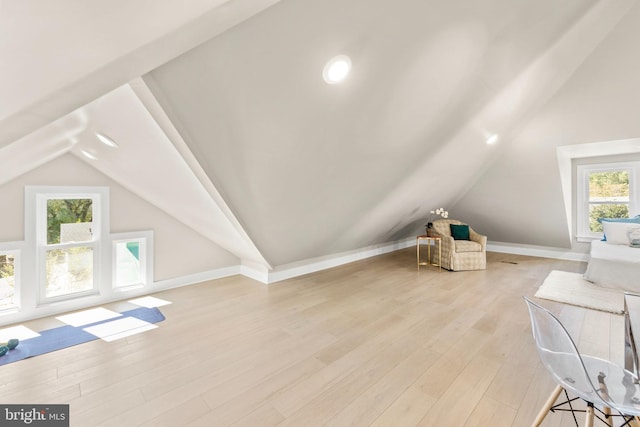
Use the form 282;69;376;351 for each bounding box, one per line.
454;240;482;253
450;224;470;240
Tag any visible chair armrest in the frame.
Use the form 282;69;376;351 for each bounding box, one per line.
432;230;455;251
469;229;487;251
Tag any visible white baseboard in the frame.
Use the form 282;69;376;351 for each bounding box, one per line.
114;240;591;290
151;238;417;286
153;265;241;290
261;237;416;284
239;265;269;284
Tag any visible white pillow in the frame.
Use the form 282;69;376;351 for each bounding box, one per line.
602;221;640;245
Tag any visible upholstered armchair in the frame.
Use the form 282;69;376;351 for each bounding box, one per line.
430;219;487;271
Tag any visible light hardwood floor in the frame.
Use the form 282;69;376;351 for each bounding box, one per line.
0;248;626;426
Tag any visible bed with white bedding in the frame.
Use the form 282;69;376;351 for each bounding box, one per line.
584;239;640;293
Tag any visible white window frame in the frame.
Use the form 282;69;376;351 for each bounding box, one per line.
111;231;153;291
26;186;110;305
576;162;640;241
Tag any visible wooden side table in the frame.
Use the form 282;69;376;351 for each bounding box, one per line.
416;235;442;271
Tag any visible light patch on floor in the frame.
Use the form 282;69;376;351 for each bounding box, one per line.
56;307;122;327
83;317;157;342
128;296;172;308
0;325;40;342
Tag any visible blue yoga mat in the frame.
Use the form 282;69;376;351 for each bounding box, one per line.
0;307;165;366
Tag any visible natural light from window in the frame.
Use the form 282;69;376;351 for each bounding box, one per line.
114;239;145;289
587;170;629;232
38;194;100;301
557;138;640;242
576;162;638;239
0;253;16;310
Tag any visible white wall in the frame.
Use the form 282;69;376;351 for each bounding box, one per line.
453;2;640;252
146;0;596;266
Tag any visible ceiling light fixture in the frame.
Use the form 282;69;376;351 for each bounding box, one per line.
96;132;119;148
80;149;98;160
486;134;499;145
323;55;351;84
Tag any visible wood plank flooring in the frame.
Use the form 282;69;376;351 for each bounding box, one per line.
0;249;624;426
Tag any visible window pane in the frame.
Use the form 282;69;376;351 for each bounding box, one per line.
589;204;630;232
0;254;16;309
45;247;93;297
115;241;143;288
589;171;629;201
47;199;93;244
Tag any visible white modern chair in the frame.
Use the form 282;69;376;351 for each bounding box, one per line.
524;297;640;426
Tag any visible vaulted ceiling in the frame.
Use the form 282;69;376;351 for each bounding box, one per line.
1;0;639;273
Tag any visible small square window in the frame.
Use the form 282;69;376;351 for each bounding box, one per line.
112;234;151;290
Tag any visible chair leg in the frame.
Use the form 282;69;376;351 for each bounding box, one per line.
603;406;612;427
532;384;564;427
585;403;594;427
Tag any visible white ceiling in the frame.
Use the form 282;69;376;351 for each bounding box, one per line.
0;0;281;147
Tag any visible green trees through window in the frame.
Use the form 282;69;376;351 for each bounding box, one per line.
588;170;630;232
45;198;95;298
47;199;93;244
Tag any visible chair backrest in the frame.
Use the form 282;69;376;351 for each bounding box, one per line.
523;297;605;405
432;219;465;237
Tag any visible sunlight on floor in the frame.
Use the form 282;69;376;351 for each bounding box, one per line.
83;316;157;342
0;325;40;342
56;307;122;327
0;296;172;344
128;296;172;308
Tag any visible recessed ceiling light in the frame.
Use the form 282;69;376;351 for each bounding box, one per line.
96;132;118;148
81;149;97;160
323;55;351;84
486;134;499;145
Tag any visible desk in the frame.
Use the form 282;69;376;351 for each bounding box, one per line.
625;293;640;380
416;235;441;271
